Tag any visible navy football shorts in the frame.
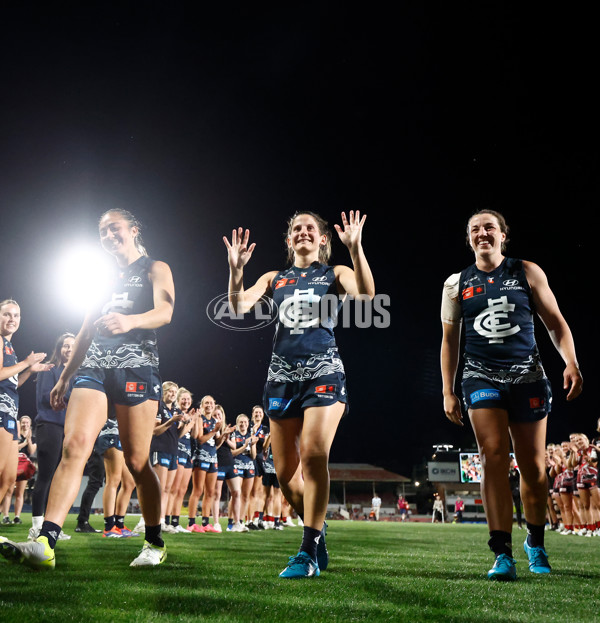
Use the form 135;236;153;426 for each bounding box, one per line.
461;376;552;422
177;451;193;469
217;464;238;481
0;411;18;441
234;457;255;479
151;451;178;471
95;433;122;456
263;371;349;420
74;366;162;407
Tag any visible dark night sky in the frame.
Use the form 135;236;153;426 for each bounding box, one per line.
0;3;595;476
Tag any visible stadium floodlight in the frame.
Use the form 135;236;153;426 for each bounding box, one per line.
53;243;114;316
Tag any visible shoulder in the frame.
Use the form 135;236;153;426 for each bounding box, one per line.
442;272;462;300
148;259;172;278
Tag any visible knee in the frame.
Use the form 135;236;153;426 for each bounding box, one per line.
62;433;93;464
125;454;150;478
299;448;329;477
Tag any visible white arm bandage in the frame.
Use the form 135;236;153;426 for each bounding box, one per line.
441;272;462;325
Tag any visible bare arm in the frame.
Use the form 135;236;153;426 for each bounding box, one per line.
223;227;277;314
334;211;375;299
524;261;583;401
95;260;175;334
441;320;464;426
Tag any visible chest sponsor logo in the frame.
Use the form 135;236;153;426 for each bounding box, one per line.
473;296;521;344
126;275;143;288
462;284;486;300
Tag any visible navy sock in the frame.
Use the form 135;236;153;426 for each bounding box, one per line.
171;516;179;528
145;524;164;547
299;526;321;561
164;515;171;526
526;522;545;548
202;516;209;527
488;530;512;557
104;515;115;531
188;517;196;527
115;515;125;530
39;521;62;550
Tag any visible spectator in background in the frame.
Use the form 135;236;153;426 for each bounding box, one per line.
454;496;465;523
509;457;523;529
432;494;444;523
371;492;382;521
1;415;37;525
398;495;409;521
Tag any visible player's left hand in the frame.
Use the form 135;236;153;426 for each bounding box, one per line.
94;312;134;335
564;363;583;401
334;210;367;251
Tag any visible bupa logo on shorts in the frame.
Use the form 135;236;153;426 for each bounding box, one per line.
160;458;170;466
269;397;291;411
470;388;501;404
200;462;210;469
7;419;15;430
315;384;336;395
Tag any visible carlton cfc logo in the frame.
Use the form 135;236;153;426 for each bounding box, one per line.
473;296;521;344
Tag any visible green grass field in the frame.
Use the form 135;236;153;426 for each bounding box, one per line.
0;516;598;623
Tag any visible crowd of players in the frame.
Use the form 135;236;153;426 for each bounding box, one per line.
545;423;600;537
1;382;301;539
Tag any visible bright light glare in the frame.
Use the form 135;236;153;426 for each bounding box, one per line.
54;244;114;316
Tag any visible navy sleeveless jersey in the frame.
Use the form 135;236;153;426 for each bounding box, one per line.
459;258;545;382
150;401;180;454
81;255;159;369
1;337;19;415
267;262;345;383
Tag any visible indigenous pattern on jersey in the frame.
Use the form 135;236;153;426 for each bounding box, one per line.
177;429;192;460
195;415;218;464
458;258;545;384
262;442;276;475
269;262;344;367
232;429;255;476
81;255;159;370
150;401;180;455
0;337;19;421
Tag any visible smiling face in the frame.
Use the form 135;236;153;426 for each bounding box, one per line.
467;213;506;260
163;385;178;405
236;415;249;433
251;406;264;427
60;337;75;364
179;392;192;412
0;302;21;337
99;212;139;260
201;395;215;416
287;214;327;262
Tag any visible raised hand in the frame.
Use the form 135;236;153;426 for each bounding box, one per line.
223;227;256;270
334;211;367;252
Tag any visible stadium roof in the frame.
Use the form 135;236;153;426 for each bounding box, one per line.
329;464;410;483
